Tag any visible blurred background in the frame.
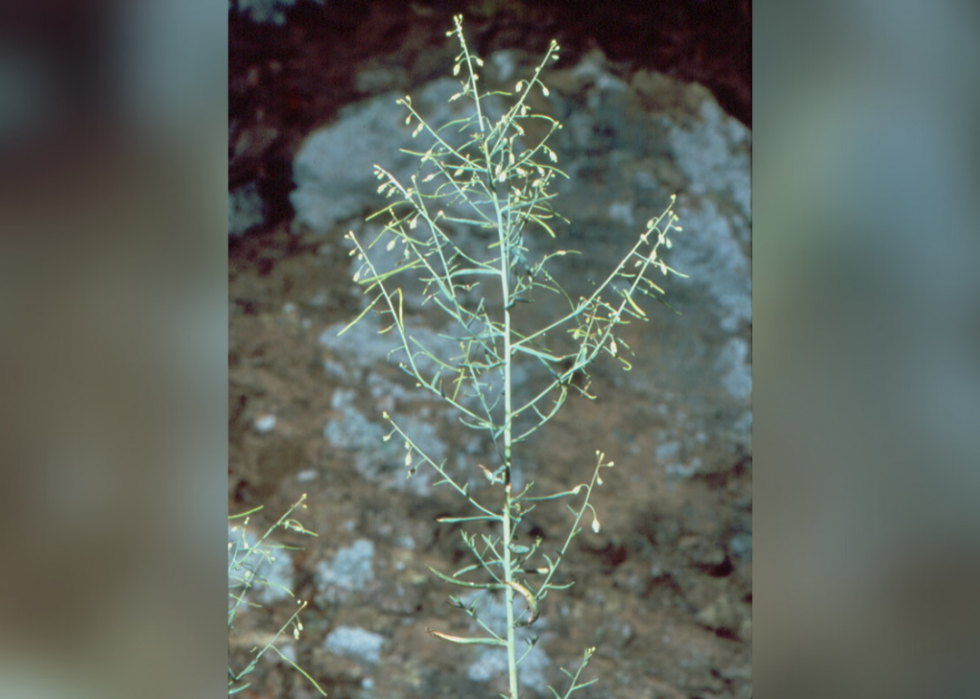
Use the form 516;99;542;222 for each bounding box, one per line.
0;0;227;697
0;0;978;697
754;1;980;696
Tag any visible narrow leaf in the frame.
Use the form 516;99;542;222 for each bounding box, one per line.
336;294;382;336
428;629;507;646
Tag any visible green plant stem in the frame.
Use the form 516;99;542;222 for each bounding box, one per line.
488;131;521;699
344;18;686;697
503;485;519;699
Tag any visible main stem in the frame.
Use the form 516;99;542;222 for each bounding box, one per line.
489;139;520;699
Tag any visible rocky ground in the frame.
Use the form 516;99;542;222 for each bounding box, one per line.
229;3;751;698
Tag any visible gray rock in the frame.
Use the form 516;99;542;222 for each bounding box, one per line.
232;0;323;26
655;441;682;462
665;462;700;479
728;531;753;562
324;401;385;452
253;414;276;433
229;181;265;236
716;337;752;401
291;79;505;234
319;311;461;380
315;538;375;591
324;626;385;664
365;414;447;494
670;200;752;333
544;67;752;336
669;99;752;221
323;395;449;494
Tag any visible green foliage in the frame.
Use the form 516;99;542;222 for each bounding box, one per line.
228;494;326;696
343;15;685;698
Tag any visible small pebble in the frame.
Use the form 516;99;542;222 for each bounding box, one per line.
254;414;276;433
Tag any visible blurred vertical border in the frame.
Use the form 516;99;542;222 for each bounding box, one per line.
0;1;227;697
755;0;980;697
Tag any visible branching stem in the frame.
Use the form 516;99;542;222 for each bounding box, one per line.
344;16;685;699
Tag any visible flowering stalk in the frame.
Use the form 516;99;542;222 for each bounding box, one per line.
341;15;686;698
